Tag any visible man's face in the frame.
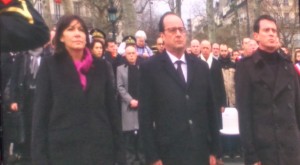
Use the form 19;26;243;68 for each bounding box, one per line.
212;43;220;56
106;42;117;56
201;41;211;58
220;45;228;58
244;40;258;56
254;19;278;52
136;37;145;47
161;14;186;54
156;38;165;53
125;46;138;65
190;40;201;56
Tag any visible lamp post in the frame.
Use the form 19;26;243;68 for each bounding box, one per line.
107;1;117;41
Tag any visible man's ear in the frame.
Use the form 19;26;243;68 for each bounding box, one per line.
253;32;259;42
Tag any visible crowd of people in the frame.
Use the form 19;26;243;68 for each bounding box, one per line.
2;12;300;165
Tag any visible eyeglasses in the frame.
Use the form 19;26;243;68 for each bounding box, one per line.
157;43;164;45
164;27;186;34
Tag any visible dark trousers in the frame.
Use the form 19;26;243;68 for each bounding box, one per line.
123;130;145;165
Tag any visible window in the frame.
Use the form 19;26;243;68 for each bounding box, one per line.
54;0;61;20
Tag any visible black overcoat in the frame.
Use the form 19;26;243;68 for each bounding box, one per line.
139;52;219;165
31;53;123;165
235;50;300;165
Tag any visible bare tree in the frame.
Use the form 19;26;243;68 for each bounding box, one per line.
257;0;300;50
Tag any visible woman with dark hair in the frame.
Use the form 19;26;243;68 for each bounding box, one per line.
90;40;105;59
31;15;124;165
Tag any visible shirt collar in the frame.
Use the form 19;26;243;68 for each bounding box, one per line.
166;50;186;64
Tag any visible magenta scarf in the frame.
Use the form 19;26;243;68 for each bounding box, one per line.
73;48;93;90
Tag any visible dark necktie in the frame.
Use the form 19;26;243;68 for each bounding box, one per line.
175;60;185;84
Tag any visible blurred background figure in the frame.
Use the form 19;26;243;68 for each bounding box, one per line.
190;39;201;57
117;44;145;165
135;30;153;59
155;37;165;55
90;40;105;59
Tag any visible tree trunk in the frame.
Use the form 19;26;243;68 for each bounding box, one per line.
176;0;181;17
206;0;215;42
121;0;137;36
62;0;73;14
42;0;52;28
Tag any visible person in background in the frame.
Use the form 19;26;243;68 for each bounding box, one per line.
190;39;201;57
90;28;106;45
212;43;220;60
90;40;105;59
135;30;153;59
139;12;219;165
199;40;227;165
235;14;300;165
31;15;124;165
117;44;145;165
156;37;165;55
231;50;240;63
103;38;125;74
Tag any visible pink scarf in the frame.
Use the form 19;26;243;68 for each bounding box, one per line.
73;48;93;90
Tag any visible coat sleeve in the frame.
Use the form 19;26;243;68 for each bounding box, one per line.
104;63;125;165
139;62;159;164
235;61;259;164
31;58;52;165
116;66;133;104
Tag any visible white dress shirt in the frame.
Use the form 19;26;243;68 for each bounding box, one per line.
166;51;187;82
200;54;213;69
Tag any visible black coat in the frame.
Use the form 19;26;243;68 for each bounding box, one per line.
209;58;226;129
139;52;219;165
31;53;124;165
235;50;300;165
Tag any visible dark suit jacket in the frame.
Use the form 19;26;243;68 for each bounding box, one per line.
235;49;300;165
139;52;219;165
31;53;123;165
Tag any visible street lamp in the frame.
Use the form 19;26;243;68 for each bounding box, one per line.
107;1;117;41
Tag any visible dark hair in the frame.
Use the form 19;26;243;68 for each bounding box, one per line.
53;15;90;55
105;38;116;48
253;15;277;33
158;12;184;33
90;40;104;51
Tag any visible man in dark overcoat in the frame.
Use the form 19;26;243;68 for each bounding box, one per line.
235;15;300;165
139;12;219;165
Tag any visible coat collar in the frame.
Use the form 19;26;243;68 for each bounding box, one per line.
251;49;293;98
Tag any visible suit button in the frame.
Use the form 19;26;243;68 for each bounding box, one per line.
189;120;193;125
185;95;190;100
272;104;277;109
287;84;292;90
284;66;288;70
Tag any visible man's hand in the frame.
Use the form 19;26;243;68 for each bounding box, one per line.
130;99;139;109
152;160;163;165
10;102;18;112
220;107;225;113
210;155;217;165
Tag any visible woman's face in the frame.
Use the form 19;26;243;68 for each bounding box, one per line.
92;42;103;58
60;20;86;52
296;53;300;62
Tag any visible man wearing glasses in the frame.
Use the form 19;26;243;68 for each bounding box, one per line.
156;37;165;55
139;12;219;165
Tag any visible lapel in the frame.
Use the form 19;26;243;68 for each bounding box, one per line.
272;55;293;98
161;52;187;90
252;52;275;90
59;54;86;96
186;55;195;89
